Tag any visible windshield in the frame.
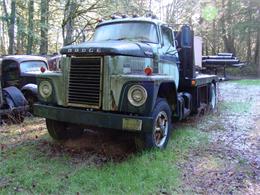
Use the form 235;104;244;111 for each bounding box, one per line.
93;22;158;43
20;61;47;73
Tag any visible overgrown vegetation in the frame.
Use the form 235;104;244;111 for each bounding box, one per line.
0;121;207;194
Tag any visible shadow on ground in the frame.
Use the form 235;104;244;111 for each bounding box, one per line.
36;129;138;165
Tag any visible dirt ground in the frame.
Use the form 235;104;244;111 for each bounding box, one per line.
179;82;260;194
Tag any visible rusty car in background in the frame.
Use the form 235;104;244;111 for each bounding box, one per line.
1;55;48;110
0;57;28;123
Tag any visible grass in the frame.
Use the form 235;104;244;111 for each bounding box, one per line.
0;121;208;194
219;101;252;114
229;79;260;86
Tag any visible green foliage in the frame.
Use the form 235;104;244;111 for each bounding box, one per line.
219;101;251;114
229;79;260;86
202;6;218;22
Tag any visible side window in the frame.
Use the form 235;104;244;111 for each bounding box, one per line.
162;27;173;49
2;60;19;86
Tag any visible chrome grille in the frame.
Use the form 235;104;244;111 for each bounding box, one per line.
68;57;102;108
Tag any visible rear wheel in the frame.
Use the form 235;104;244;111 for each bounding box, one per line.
46;119;84;140
209;83;217;111
135;98;172;149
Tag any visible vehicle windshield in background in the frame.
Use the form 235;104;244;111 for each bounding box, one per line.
20;61;47;73
93;22;158;43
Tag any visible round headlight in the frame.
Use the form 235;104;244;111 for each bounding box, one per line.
39;80;52;98
127;85;147;107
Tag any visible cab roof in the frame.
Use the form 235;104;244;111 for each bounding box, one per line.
2;55;47;64
96;17;167;28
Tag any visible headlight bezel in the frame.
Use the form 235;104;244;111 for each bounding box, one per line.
39;80;53;99
127;85;147;107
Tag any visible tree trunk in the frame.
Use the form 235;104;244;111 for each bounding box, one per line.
246;32;251;63
27;0;34;54
211;20;216;55
8;0;16;54
205;38;209;56
256;29;260;77
0;14;7;54
220;0;236;55
16;17;23;54
40;0;49;55
246;10;252;63
62;0;76;46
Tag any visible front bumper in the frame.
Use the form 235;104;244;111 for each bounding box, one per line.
33;103;153;132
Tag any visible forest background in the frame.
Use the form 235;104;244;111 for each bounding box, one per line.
0;0;259;76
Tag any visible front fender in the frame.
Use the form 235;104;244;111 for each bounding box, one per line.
3;86;28;107
119;80;178;116
118;81;159;116
21;84;38;96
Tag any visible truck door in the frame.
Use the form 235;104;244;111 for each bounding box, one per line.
160;26;179;88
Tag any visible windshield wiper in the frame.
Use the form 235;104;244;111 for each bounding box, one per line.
104;37;130;41
104;37;156;44
138;40;156;44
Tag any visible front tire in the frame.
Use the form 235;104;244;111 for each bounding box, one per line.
136;98;172;149
46;119;84;140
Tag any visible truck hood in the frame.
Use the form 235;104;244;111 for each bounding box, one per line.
60;40;154;58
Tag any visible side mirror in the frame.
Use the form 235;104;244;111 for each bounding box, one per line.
174;40;178;48
181;25;192;48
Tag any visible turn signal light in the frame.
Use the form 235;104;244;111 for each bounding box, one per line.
191;80;196;86
40;66;46;73
144;67;153;76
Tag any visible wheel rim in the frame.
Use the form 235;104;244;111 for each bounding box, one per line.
153;111;168;148
210;84;216;109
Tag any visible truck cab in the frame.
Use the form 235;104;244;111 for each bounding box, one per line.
34;17;218;149
0;57;28;124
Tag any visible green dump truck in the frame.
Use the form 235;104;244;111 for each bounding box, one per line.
34;16;218;149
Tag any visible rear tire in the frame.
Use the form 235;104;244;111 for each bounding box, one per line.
46;119;84;140
209;83;217;112
135;98;172;150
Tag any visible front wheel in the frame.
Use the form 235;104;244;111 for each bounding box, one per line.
135;98;172;149
46;119;84;140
